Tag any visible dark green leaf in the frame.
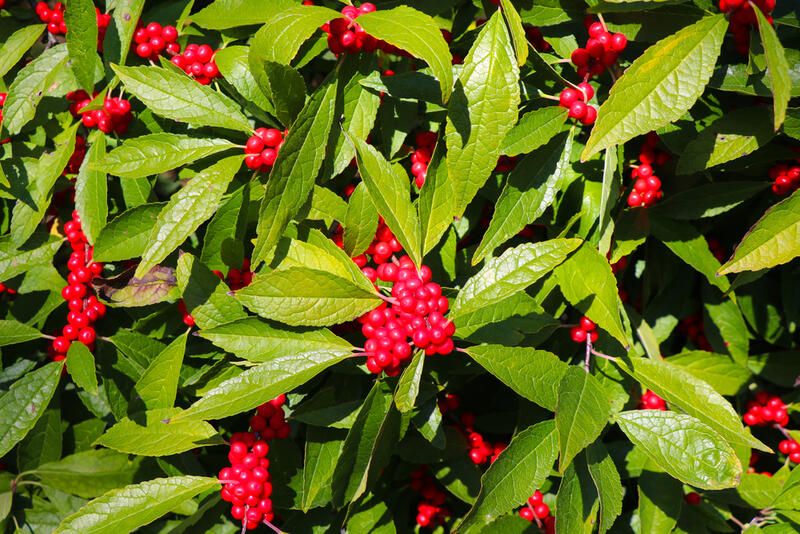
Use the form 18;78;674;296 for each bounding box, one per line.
417;137;455;255
650;218;729;292
556;367;612;470
176;253;247;330
653;181;767;219
555;455;598;534
301;426;344;511
75;134;108;244
65;0;101;91
66;342;98;396
394;351;424;413
500;107;569;157
0;233;63;281
638;466;682;533
93;203;164;262
0;319;42;347
0;25;46;78
133;333;187;411
586;443;623;533
754;7;791;129
35;449;142;498
343;182;379;258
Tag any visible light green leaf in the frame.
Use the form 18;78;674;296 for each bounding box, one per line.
191;0;295;29
357;6;454;103
598;147;620;255
616;410;742;490
0;233;63;281
474;131;573;264
214;46;274;114
176;252;247;330
466;345;567;411
667;351;751;396
171;350;351;422
93;203;164;262
343;182;379;258
251;5;339;65
676;108;775;175
133;333;187;411
582;15;728;159
394;351;424;413
446;11;520;215
451;238;581;318
54;476;219;533
556;367;612;470
66;342;98;396
554;243;629;347
35;449;142;498
754;7;791;129
347;495;396;533
236;267;380;327
500;107;569;157
308;185;348;226
650;218;729;292
0;319;42;347
653;181;767;219
136;156;242;278
351;135;422;266
332;66;381;178
586;443;623;534
417;137;455;255
2;45;70;135
499;0;528;66
252;80;338;265
112;0;145;66
0;25;46;78
94;134;237;179
75;134;108;244
718;190;800;274
457;421;557;533
302;426;345;511
0;361;63;458
65;0;101;91
618;356;768;452
112;64;251;132
95;408;217;457
199;317;353;363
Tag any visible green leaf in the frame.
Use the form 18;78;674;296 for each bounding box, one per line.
302;426;344;511
92;203;164;262
754;7;791;129
466;345;567;411
214;46;274;114
332;381;400;507
718;190;800;274
200;185;249;272
200;317;353;363
586;443;623;534
171;350;351;422
474;131;573;264
111;65;251;132
554;243;629;347
112;0;145;66
457;421;557;532
582;15;727;159
394;351;424;413
331;66;381;178
667;351;751;396
135;156;242;278
417;137;455;255
0;25;46;78
615;410;742;490
650;218;729;292
357;6;454;103
2;45;70;135
104;265;180;308
676;108;775;175
347;495;396;533
133;333;187;411
248;56;306;127
0;361;63;458
343;182;379;258
236;267;381;327
555;455;598;534
638;466;682;534
0;319;42;347
65;0;101;91
445;11;520;215
35;449;142;498
0;233;63;281
704;289;749;365
75;134;108;244
500;107;569;157
451;238;581;318
251;5;339;65
499;0;528;66
94;134;237;179
252;80;338;265
17;408;62;471
350;135;422;266
176;253;247;330
556;366;612;471
54;476;219;534
95;408;217;457
618;356;768;452
652;181;767;219
598;147;620;255
190;0;295;30
66;342;98;396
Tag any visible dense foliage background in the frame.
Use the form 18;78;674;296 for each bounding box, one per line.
0;0;799;532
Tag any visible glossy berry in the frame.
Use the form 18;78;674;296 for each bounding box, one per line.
719;0;775;54
409;131;436;188
685;492;701;506
558;85;597;126
743;393;789;427
638;390;667;411
322;3;381;55
410;468;450;528
133;22;180;61
244;128;286;173
570;315;599;343
768;162;800;196
627;133;668;208
171;44;221;85
570;19;627;79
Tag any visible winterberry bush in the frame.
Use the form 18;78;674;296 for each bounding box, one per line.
0;0;799;532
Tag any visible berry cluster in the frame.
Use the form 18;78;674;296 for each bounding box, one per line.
36;2;110;46
51;212;106;361
67;91;133;135
213;259;253;291
219;395;288;531
719;0;775;54
570;316;598;343
350;219;402;266
558;82;597;125
768;162;800;196
627;133;669;208
570;19;627;79
638;390;667;411
133;22;180;61
409;131;436;188
409;468;450;528
170;44;221;85
779;439;800;464
64;135;87;176
743;392;789;427
525;26;551;53
322;3;380;55
244;128;286;173
439;394;506;466
518;490;555;534
678;314;712;351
